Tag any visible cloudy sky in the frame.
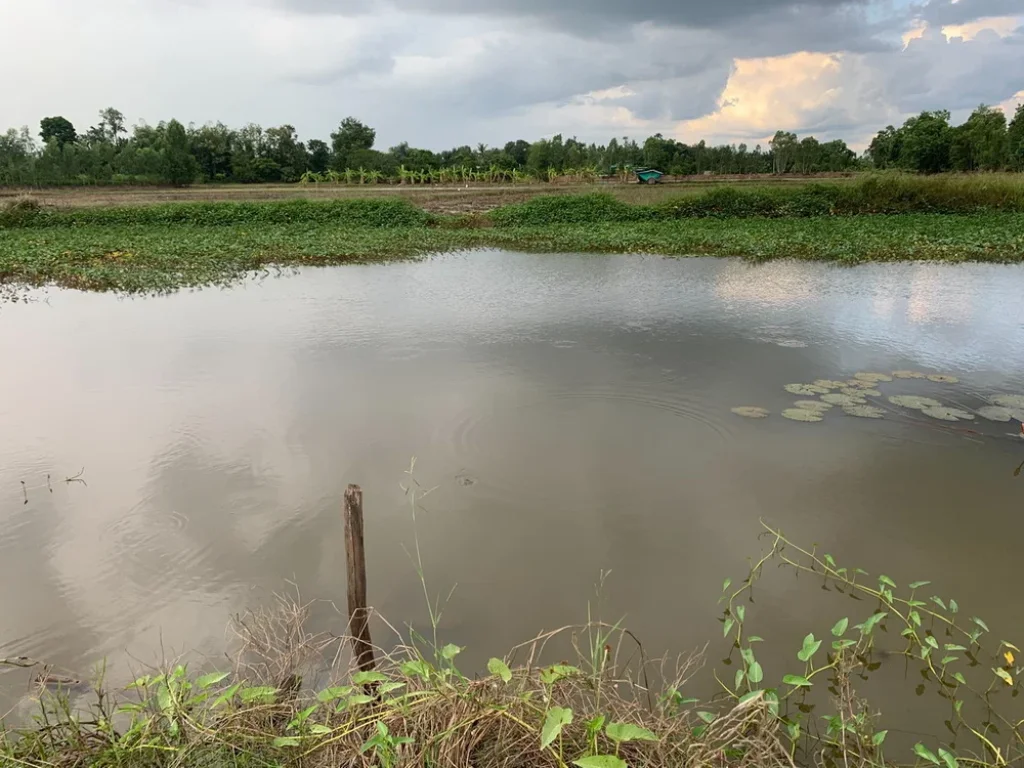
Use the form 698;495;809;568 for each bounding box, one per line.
2;0;1022;151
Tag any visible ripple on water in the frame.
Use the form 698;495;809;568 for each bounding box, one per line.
101;504;198;584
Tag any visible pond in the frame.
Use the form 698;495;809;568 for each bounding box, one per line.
1;252;1023;737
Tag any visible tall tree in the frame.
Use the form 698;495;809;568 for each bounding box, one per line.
1009;103;1024;171
162;119;198;186
98;107;127;145
39;116;77;148
330;117;375;170
900;111;952;173
770;130;798;173
307;139;331;174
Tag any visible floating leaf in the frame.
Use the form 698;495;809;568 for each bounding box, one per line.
540;707;573;748
488;658;512;684
1005;650;1016;667
832;618;849;637
889;395;942;410
972;617;990;632
879;575;897;588
723;618;735;637
926;636;939;650
949;599;958;614
855;372;893;383
735;605;745;623
927;374;959;384
794;400;833;412
953;672;967;685
915;743;941;765
843;404;885;419
814;379;847;390
731;406;769;419
977;406;1016;422
823;393;865;406
722;578;732;592
893;370;926;379
606;722;658;743
921;406;974;422
783;674;811;688
782;408;823;422
944;644;967;652
909;581;931;589
991;394;1024;409
785;383;830;396
747;662;764;685
941;656;959;665
735;668;745;690
994;668;1013;686
573;757;627;768
931;597;948;611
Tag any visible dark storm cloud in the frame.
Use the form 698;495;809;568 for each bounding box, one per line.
917;0;1024;26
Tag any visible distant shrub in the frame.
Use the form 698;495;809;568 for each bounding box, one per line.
0;195;43;227
490;193;655;226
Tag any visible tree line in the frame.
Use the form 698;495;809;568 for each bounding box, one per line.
1;103;1022;187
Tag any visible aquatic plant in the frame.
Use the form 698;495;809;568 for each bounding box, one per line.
991;395;1024;409
842;404;885;418
888;395;943;410
731;406;770;418
921;406;975;422
822;393;865;406
784;384;829;396
782;408;823;422
977;406;1022;422
854;372;893;383
793;400;833;412
927;374;960;384
892;370;927;379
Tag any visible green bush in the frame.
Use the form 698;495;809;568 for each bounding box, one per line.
0;195;43;227
490;193;655;226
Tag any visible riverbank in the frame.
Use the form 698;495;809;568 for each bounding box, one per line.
3;176;1024;295
2;524;1020;768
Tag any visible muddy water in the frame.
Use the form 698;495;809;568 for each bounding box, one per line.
1;252;1023;738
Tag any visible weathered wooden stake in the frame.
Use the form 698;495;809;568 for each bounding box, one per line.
343;484;377;676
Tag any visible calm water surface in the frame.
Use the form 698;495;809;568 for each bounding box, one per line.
1;252;1023;735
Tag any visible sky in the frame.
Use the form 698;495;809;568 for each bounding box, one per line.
1;0;1022;151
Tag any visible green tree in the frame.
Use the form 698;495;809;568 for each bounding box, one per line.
307;139;331;174
868;125;903;169
900;111;952;173
769;130;798;173
98;107;126;145
39;116;76;148
330;117;375;169
161;119;198;186
1009;103;1024;171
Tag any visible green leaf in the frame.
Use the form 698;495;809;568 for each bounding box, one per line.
605;722;658;743
211;683;241;709
944;644;967;652
873;730;888;746
317;686;353;703
915;743;941;765
832;639;856;650
378;682;406;695
540;707;573;749
938;747;959;768
972;617;990;633
697;711;717;724
722;578;732;593
488;658;512;684
400;660;431;680
156;685;172;713
926;636;940;650
994;668;1014;686
740;648;755;667
352;671;387;686
764;690;779;717
941;656;959;666
748;662;764;685
195;672;230;690
573;757;627;768
879;575;897;589
735;605;746;623
734;669;745;691
910;611;922;627
783;674;811;688
739;690;764;705
953;672;967;685
287;705;318;730
440;644;463;661
308;724;332;735
238;686;277;704
949;600;959;614
798;634;821;663
747;636;764;643
909;581;931;590
273;736;300;748
832;618;849;637
860;612;888;635
347;694;374;707
723;618;735;638
786;721;801;741
931;596;948;611
541;665;581;685
825;554;837;570
908;600;927;607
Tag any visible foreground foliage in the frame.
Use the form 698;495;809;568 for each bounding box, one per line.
3;522;1022;768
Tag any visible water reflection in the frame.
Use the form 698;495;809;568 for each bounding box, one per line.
0;253;1023;732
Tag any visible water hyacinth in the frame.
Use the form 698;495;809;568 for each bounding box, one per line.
782;408;823;422
823;393;865;406
785;383;830;396
921;406;975;422
843;404;885;419
854;372;893;383
889;395;943;410
732;406;770;418
794;400;833;412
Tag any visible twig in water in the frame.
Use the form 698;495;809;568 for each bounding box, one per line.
1;656;41;668
21;480;27;504
65;467;87;486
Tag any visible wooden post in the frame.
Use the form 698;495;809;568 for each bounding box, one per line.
343;484;377;676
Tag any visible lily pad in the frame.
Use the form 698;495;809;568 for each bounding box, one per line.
921;406;974;422
822;393;865;406
782;408;823;423
888;395;942;410
927;374;959;384
991;395;1024;410
855;372;894;383
813;380;847;390
732;406;769;419
977;406;1015;422
794;400;833;412
892;370;927;379
843;404;885;419
785;383;829;396
841;387;878;399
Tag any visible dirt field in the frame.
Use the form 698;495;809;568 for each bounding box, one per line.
1;174;860;214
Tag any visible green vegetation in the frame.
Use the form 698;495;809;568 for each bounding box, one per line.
5;101;1024;189
4;522;1023;768
3;176;1024;296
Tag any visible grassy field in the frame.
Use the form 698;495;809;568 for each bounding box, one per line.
2;174;1024;296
